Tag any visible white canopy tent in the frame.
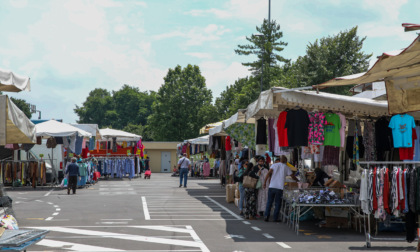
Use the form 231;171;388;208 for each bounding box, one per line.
0;68;31;92
208;121;228;136
36;120;92;138
71;124;101;139
244;87;400;121
185;135;209;145
99;128;141;141
0;95;36;145
223;110;256;129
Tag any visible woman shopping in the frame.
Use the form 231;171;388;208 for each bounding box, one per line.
257;157;269;217
243;162;260;220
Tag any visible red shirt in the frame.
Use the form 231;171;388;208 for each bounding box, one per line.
372;167;378;212
383;168;390;214
225;136;232;151
399;129;417;160
277;111;288;147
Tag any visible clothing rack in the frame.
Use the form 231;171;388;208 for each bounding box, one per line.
359;161;420;249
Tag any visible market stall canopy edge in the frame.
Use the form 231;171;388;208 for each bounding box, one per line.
99;128;141;141
0;68;31;92
35;120;92;138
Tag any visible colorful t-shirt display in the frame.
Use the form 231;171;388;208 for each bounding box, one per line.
323;113;341;147
308;112;327;145
277;111;288;147
389;114;416;148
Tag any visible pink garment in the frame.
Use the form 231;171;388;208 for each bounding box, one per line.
203;162;210;177
82;138;86;149
338;113;346;148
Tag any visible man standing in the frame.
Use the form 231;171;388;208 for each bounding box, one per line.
65;157;80;195
177;153;191;188
263;155;298;222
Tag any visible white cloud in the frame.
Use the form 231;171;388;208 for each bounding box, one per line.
361;0;408;21
186;8;232;19
186;52;213;59
359;23;415;42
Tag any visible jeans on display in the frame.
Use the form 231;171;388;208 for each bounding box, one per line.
239;184;245;211
264;188;283;221
179;168;189;187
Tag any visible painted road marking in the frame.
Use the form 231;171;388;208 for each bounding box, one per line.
224;234;245;239
96;222;129;225
101;219;133;221
263;233;274;239
242;221;251;225
45;217;53;221
44;189;54;196
15;201;20;204
54;205;59;208
251;226;261;231
99;191;137;195
142;196;150;220
47;202;53;205
35;200;43;203
277;242;292;248
37;239;123;251
99;188;134;191
52;213;59;216
56;208;61;211
31;226;210;252
204;196;243;220
26;218;44;220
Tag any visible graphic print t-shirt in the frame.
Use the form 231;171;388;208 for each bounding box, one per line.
389;114;416;148
323;113;341;147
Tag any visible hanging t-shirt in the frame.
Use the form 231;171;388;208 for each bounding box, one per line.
323;113;341;147
256;118;267;145
277;111;288;147
375;117;393;160
308;112;327;145
389;114;416;148
284;109;309;147
225;136;232;151
338;113;346;148
399;128;417;160
413;126;420;161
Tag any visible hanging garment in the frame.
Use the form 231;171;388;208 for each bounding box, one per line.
268;118;275;152
383;168;391;214
46;137;57;149
225;136;232;151
368;168;374;213
403;169;409;213
338;113;346;148
399;128;417;160
389;114;416;148
375;117;393;160
374;167;386;220
112;137;117;153
324;113;341;147
363;120;376;161
391;167;399;215
353;124;360;166
372;167;378;213
409;167;417;213
277;111;288;147
346;120;365;159
284;109;310;147
273;118;281;156
360;169;370;214
322;146;340;167
256;118;267;145
75;135;83;154
308;112;327;145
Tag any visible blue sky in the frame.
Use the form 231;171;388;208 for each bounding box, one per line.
1;0;419;124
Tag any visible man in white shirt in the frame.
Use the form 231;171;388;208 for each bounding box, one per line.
178;153;191;188
263;155;297;222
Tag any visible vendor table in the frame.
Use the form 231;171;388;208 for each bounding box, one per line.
0;229;49;251
281;198;360;235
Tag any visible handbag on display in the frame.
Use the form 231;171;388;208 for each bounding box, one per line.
242;175;258;188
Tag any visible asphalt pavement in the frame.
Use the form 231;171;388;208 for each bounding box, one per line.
6;173;418;252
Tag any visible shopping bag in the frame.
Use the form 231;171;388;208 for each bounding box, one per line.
242;175;257;188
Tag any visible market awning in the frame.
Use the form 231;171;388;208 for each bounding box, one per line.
36;120;92;138
223;110;256;129
208;121;228;136
244;87;403;120
312;34;420;114
99;128;141;141
0;68;31;92
185;135;209;145
71;124;101;139
199;121;223;135
0;95;36;145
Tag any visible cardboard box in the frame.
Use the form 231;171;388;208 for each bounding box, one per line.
226;184;235;203
325;217;349;229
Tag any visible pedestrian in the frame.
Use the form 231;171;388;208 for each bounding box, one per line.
243;162;260;220
65;157;80;195
238;159;248;216
229;160;235;184
145;156;150;171
264;155;298;222
177;153;191;188
257;156;269;217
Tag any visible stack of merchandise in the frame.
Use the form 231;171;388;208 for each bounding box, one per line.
234;183;240;207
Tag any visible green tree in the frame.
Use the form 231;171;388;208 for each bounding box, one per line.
235;19;289;90
148;64;213;141
74;88;114;128
10;97;32;119
123;123;153;141
289;26;372;95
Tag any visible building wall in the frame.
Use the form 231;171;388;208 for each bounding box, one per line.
143;142;179;173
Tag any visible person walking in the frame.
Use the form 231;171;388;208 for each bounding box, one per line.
243;162;260;220
238;159;248;216
257;157;269;217
264;155;298;222
145;156;150;171
65;157;80;195
178;153;191;188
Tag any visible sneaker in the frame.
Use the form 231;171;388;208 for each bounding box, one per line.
179;185;182;187
239;211;244;216
264;217;269;222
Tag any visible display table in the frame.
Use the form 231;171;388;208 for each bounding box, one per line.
0;229;49;251
281;197;360;235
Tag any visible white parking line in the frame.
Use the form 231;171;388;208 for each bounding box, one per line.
52;213;59;216
45;217;53;221
251;226;261;231
142;196;150;220
263;233;274;239
277;242;292;248
56;208;61;211
44;189;54;197
242;221;251;225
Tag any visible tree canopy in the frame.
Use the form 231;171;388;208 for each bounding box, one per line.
148;65;214;141
10;97;32;119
